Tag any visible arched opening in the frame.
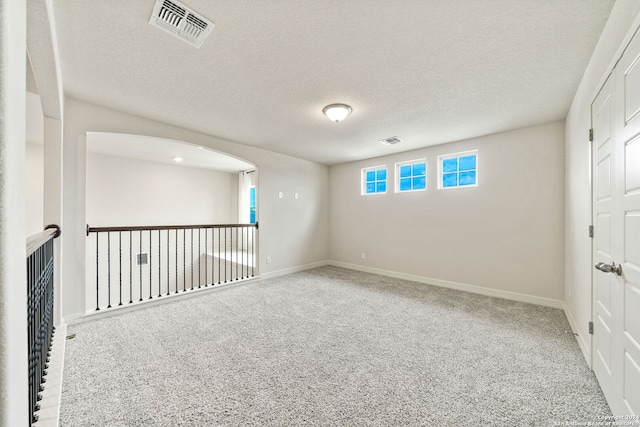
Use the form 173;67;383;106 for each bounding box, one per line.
85;132;256;225
84;132;258;312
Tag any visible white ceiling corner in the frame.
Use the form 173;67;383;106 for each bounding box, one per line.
53;0;615;165
87;133;254;173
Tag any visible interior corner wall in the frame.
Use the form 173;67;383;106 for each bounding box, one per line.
564;0;640;364
86;152;237;226
329;120;566;305
62;98;329;321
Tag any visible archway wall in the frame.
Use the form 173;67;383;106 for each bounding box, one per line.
85;136;243;227
62;98;330;321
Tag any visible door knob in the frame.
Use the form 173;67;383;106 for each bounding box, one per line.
595;261;622;276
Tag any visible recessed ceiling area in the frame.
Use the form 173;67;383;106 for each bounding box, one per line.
54;1;615;165
87;133;254;173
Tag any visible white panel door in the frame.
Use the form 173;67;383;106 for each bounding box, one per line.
616;29;640;416
592;27;640;418
592;72;619;404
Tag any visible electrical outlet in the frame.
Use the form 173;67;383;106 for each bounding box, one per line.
361;252;366;260
294;193;299;199
278;192;283;199
266;256;272;264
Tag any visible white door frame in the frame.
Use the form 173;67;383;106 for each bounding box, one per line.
589;19;640;418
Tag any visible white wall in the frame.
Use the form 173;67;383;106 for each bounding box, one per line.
62;98;329;321
0;0;28;425
565;1;640;363
86;151;238;226
330;120;565;305
85;152;243;312
25;143;44;236
25;90;45;236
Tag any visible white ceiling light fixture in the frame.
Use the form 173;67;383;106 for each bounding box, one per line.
322;103;352;123
173;157;183;162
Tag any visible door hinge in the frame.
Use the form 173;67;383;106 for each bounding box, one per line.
589;225;594;238
589;321;594;335
589;128;594;142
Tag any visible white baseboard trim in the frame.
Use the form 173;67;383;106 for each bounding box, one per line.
66;276;261;325
328;260;565;309
67;259;566;322
260;260;329;280
37;323;66;427
563;304;592;369
66;261;329;324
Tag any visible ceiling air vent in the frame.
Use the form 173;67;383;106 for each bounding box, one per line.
379;136;404;146
149;0;214;48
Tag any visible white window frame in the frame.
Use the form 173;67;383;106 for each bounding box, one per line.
395;159;427;193
361;165;388;195
437;150;478;189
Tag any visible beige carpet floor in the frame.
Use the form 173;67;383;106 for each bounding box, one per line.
60;266;610;426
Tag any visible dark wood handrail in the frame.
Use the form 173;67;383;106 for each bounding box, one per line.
87;222;258;235
87;221;258;310
26;224;61;257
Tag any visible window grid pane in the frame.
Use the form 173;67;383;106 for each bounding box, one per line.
439;152;477;189
363;167;387;194
459;171;476;186
399;178;412;191
400;165;412;178
397;161;426;192
459;155;476;171
443;158;458;173
366;182;376;193
413;163;426;176
413;176;426;189
443;173;458;187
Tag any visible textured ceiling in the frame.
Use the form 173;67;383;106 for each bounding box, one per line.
53;0;615;165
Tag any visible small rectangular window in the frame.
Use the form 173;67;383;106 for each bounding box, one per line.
249;186;256;224
362;166;387;195
438;150;478;189
396;159;426;192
